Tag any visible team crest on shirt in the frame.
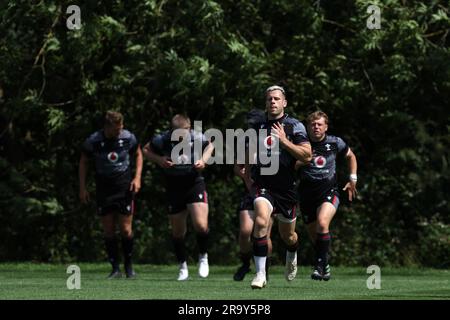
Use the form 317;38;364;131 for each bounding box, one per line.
263;136;277;149
313;156;327;168
107;152;119;163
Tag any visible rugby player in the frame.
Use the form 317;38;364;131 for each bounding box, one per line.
233;109;274;282
296;111;358;281
143;114;214;281
247;86;312;289
79;111;143;279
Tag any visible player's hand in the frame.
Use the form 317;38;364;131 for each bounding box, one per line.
343;181;357;202
130;177;141;194
271;122;288;146
194;159;206;171
79;187;90;204
238;166;246;177
158;156;173;168
233;164;245;178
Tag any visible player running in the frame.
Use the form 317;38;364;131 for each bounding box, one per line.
79;111;143;279
233;109;274;281
143;114;214;281
246;86;312;289
296;111;358;281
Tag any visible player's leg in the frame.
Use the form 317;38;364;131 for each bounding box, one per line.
278;216;299;281
100;213;121;279
234;209;254;281
306;221;317;242
188;202;209;278
266;216;274;280
118;213;135;278
169;210;189;280
312;201;337;281
299;196;327;280
250;198;272;289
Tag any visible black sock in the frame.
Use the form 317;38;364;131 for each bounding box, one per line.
172;236;187;263
315;232;331;266
196;231;209;255
286;239;299;253
105;237;119;270
122;236;134;268
240;251;252;267
239;251;253;267
253;235;268;257
265;256;271;273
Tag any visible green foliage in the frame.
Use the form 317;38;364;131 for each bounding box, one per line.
0;0;448;266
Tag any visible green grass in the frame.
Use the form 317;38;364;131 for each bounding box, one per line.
0;263;448;300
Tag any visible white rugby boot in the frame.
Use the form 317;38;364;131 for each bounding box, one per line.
198;253;209;278
285;251;298;281
177;261;189;281
251;271;267;289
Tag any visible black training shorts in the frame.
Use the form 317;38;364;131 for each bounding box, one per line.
253;185;298;222
298;180;340;224
96;176;135;216
167;177;208;214
237;192;254;213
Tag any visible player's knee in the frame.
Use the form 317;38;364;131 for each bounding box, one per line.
120;228;133;238
254;215;269;231
194;224;208;234
239;229;252;240
281;232;297;245
172;230;186;238
316;220;329;233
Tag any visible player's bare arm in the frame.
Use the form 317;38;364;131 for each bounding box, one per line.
78;152;90;204
243;145;256;192
271;122;312;163
234;164;254;193
143;142;173;168
194;141;214;171
342;148;358;201
130;145;143;193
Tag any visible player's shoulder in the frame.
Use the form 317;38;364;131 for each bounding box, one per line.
325;134;344;144
86;130;103;143
119;129;135;139
190;129;206;140
154;130;171;140
284;115;306;131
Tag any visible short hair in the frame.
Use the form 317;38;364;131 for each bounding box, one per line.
306;111;329;125
104;111;123;126
266;85;286;97
171;114;191;129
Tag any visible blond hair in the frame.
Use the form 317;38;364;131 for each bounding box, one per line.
171;114;191;129
306;111;329;125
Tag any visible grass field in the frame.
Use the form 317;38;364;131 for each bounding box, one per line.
0;263;448;300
